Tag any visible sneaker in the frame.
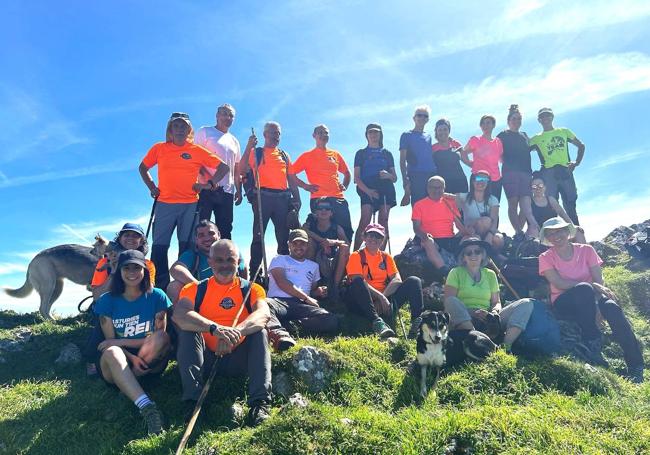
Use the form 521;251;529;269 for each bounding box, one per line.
627;365;644;384
372;318;396;338
139;402;164;435
247;402;271;427
408;317;422;339
268;330;296;352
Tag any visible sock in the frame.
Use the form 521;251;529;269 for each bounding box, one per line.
134;394;153;410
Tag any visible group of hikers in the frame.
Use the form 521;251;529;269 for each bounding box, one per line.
85;103;644;437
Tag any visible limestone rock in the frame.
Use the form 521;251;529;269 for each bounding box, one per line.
272;370;293;398
288;393;309;408
0;327;32;352
291;346;332;393
55;343;82;365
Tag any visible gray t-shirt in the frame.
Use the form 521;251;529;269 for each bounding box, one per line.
456;193;499;226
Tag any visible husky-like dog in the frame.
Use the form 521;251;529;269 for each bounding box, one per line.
416;310;450;397
4;235;108;319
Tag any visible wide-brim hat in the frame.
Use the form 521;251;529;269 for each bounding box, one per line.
539;216;576;246
457;236;491;262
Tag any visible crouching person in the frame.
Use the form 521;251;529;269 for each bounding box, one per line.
95;250;172;436
172;239;273;426
444;237;533;349
266;229;340;352
345;223;423;339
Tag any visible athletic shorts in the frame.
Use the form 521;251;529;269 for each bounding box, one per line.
356;183;396;211
502;170;532;199
97;346;168;386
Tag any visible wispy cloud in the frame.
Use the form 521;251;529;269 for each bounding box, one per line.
504;0;547;21
589;149;647;170
0;162;133;189
0;262;27;276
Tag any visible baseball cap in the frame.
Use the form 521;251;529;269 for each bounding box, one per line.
314;198;333;211
117;249;147;269
288;229;309;243
538;107;554;117
365;123;382;133
169;112;191;124
119;223;145;237
364;223;386;237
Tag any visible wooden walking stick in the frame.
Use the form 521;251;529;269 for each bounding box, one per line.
251;127;269;278
487;258;521;300
175;263;264;454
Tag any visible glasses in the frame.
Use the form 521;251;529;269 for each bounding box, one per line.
531;184;544;189
475;176;490;183
316;206;332;211
365;232;384;239
415;113;429;118
463;248;483;257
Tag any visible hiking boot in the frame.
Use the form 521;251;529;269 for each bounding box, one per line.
583;338;609;368
408;317;422;339
372;318;396;338
247;402;271;427
139;402;164;435
627;365;644;384
268;330;296;352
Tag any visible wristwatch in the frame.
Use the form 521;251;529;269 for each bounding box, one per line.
209;323;217;335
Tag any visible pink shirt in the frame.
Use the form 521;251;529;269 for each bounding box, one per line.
539;244;603;303
466;136;503;181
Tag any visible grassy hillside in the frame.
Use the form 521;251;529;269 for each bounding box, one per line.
2;251;650;454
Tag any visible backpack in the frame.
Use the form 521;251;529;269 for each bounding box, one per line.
512;299;561;356
359;249;391;286
627;227;650;258
242;147;290;203
193;278;253;316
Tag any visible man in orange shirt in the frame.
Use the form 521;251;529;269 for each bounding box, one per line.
239;121;301;277
172;239;272;426
412;176;466;272
291;124;353;241
138;112;229;290
345;223;424;339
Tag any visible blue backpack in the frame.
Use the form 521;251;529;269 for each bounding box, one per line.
513;299;561;356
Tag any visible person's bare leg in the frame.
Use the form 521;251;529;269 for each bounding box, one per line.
507;196;521;233
378;206;391;251
503;327;523;346
354;205;374;250
421;236;444;269
100;346;146;401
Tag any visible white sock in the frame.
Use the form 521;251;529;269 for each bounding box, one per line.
134;394;152;409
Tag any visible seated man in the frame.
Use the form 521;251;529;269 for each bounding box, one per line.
301;197;350;296
266;229;340;352
172;239;272;426
345;223;424;339
412;176;464;272
167;220;247;303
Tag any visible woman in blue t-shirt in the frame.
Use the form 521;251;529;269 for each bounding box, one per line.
353;123;397;250
94;249;172;435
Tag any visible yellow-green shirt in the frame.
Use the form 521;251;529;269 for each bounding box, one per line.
529;128;576;168
446;266;499;310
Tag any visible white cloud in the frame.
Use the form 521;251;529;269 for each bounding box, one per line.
504;0;546;21
588;149;647;170
0;263;26;276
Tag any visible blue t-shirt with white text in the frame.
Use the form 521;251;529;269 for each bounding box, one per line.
95;288;171;339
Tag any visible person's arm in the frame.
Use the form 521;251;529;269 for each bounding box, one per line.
460;144;474;168
354;167;378;199
291;173;318;193
336;225;349;244
234;297;271;336
341;167;352;190
98;314;146;350
490;292;502;312
399;148;409;190
488;203;499;234
383;272;403;297
541;268;582;291
238;133;257;176
387;166;398;183
138;162;160;198
413;220;429;240
548;196;572;224
443;284;458;300
568;136;585;170
92;277;112;301
269;268;318;306
154;309;167;331
169;260;198;285
207;162;230;186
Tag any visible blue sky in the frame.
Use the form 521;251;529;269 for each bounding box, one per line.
2;0;650;315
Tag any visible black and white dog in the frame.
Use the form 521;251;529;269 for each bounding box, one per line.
415;310;450;397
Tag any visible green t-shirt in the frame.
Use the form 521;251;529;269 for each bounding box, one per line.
529;127;576;168
446;266;499;310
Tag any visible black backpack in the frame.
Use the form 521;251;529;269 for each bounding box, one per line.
193;278;253;315
242;147;290;203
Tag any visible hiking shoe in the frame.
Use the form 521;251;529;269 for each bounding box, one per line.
182;399;198;424
583;338;609;368
408;317;422;339
372;318;396;338
139;402;164;435
268;330;296;352
247;402;271;427
627;365;644;384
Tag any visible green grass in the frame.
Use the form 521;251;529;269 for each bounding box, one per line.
2;258;650;454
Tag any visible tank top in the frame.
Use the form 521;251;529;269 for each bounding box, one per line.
307;216;339;240
531;197;557;225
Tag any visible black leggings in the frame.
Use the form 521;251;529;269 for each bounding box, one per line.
345;276;423;322
554;282;643;367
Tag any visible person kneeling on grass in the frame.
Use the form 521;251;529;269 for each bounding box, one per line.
95;250;172;436
444;237;533;351
344;223;423;339
172;239;272;426
266;229;340;352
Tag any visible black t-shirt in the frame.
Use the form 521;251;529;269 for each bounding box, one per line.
497;130;531;173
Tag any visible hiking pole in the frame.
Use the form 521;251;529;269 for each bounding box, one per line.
176;262;264;455
251;128;268;279
394;301;408;339
145;196;158;240
487;258;521;301
383;195;392;254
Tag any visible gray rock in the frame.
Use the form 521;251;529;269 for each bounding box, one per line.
0;327;33;352
340;417;354;425
55;343;82;365
288;393;309;408
272;370;293;398
292;346;333;393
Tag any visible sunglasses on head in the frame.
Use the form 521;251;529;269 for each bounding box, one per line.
463;248;483;257
170;112;190;120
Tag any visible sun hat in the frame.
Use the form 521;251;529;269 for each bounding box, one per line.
539;216;576;246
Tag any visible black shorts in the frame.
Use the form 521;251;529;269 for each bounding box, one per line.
96;346;168;386
357;181;396;211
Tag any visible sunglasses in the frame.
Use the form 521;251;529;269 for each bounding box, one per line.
415;113;429;118
316;206;332;211
531;184;544;189
463;248;483;257
475;176;490;183
365;232;384;239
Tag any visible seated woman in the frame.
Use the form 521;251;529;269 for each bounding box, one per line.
455;170;505;251
302;197;350;295
345;223;423;339
538;217;644;382
84;223;156;375
352;123;398;251
444;237;533;350
95;250;172;435
528;172;586;243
